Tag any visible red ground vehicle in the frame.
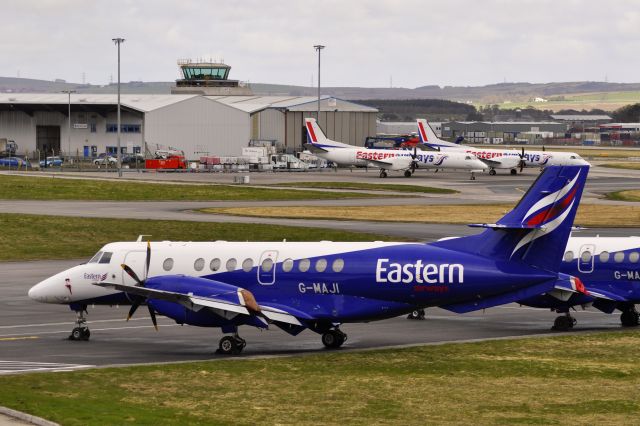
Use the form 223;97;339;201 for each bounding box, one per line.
145;155;187;169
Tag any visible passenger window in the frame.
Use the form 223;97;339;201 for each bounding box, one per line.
563;251;574;262
332;258;345;272
98;252;113;264
298;258;310;272
226;258;237;271
282;258;294;272
261;258;274;272
242;258;254;272
210;258;221;271
580;251;592;262
163;258;174;271
599;251;610;263
194;258;204;271
89;251;103;263
614;252;625;263
630;252;640;263
315;258;327;272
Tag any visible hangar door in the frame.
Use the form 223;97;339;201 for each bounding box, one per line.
36;126;61;155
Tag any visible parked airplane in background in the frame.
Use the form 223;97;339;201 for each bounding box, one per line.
517;235;640;330
416;119;589;175
304;118;487;179
29;165;589;354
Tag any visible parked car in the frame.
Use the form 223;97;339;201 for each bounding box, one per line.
121;154;145;164
39;156;63;167
93;154;117;166
0;157;29;168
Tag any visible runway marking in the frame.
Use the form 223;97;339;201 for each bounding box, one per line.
0;336;38;342
0;360;94;375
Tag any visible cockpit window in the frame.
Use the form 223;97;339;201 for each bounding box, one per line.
98;252;113;264
88;251;103;263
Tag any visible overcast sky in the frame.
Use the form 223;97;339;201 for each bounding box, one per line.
3;0;639;88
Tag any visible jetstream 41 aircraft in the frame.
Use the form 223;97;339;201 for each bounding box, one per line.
304;118;487;179
29;165;589;355
514;236;640;330
416;119;589;175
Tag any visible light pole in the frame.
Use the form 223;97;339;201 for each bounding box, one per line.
112;37;125;177
313;45;325;123
62;90;76;162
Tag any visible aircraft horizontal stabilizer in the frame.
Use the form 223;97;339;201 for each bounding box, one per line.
303;143;329;153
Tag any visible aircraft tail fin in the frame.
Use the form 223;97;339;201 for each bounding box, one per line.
305;118;351;148
433;165;589;272
416;119;460;148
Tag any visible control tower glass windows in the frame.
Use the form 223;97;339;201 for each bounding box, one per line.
182;66;229;80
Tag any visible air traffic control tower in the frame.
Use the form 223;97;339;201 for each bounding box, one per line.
171;59;254;95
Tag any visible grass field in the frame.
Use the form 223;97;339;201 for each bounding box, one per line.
0;175;382;201
268;182;458;194
600;163;640;171
0;331;638;425
606;189;640;202
202;203;640;227
490;90;640;112
0;213;403;261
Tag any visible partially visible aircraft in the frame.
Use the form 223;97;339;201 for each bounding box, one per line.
416;119;589;175
517;235;640;330
304;118;487;179
29;165;589;354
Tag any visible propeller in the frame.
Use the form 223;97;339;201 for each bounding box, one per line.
517;147;526;173
121;241;158;331
410;146;418;173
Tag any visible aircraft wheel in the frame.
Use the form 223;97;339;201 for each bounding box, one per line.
552;315;575;331
81;328;91;341
379;170;388;178
489;169;497;176
217;336;244;355
510;169;517;175
620;310;639;327
69;327;86;341
322;330;346;348
407;309;426;320
404;170;412;178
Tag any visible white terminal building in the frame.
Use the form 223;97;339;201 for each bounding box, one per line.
0;61;377;159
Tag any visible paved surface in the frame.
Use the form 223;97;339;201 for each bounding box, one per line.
0;259;629;375
0;165;638;374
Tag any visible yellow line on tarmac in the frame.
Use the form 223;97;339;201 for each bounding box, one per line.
0;336;39;342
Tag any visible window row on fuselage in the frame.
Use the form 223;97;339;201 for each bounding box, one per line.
564;250;639;264
160;256;346;274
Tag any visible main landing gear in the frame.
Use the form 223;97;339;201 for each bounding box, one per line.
322;328;347;349
489;169;497;176
217;334;247;355
510;168;518;175
404;170;412;178
379;170;388;178
620;306;639;327
552;312;577;331
69;308;91;341
407;309;426;320
470;171;476;180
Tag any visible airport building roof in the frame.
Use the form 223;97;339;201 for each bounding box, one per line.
0;93;198;113
206;95;378;113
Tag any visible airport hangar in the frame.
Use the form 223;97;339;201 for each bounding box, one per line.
0;93;377;159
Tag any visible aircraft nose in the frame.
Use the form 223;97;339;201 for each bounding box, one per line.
28;276;71;303
28;281;46;302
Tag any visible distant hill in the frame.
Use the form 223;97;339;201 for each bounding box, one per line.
2;76;640;111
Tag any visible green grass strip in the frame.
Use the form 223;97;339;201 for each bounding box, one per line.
0;332;637;425
0;175;382;201
0;213;405;261
269;181;457;194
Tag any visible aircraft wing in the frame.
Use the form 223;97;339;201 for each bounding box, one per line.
94;281;303;326
477;158;503;167
366;157;413;170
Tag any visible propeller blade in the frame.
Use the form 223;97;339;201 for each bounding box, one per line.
148;305;158;331
145;241;151;281
520;147;525;158
519;161;525;173
127;300;141;321
542;145;546;152
121;264;143;286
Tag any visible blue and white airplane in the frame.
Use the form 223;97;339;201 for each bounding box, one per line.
28;165;589;354
515;235;640;330
304;118;487;179
416;119;589;175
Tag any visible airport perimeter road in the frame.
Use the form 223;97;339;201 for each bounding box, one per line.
0;260;626;375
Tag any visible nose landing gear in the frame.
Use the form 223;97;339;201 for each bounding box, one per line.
69;308;90;341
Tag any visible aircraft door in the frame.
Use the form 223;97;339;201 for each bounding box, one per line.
122;251;147;284
577;244;595;273
257;250;278;285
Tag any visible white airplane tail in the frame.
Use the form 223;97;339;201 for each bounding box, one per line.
305;118;351;148
416;119;460;148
